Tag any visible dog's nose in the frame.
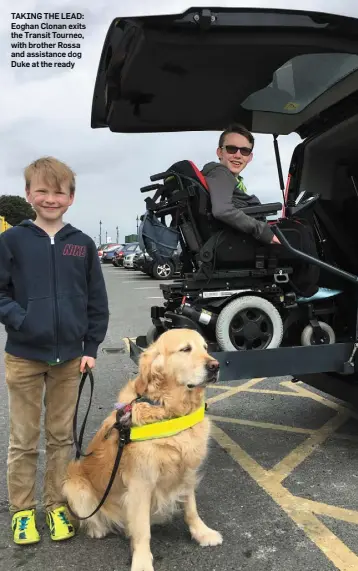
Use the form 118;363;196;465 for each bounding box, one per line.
206;359;220;372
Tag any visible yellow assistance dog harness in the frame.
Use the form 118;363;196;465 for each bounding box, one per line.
114;397;206;442
70;367;207;522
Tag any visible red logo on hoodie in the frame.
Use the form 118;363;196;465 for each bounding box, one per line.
63;244;87;257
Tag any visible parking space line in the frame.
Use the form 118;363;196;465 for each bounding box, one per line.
282;381;358;421
208;414;313;435
297;498;358;526
269;410;351;482
207;385;237;391
211;424;358;571
243;388;304;397
206;377;265;405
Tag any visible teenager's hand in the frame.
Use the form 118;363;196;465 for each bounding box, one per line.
271;235;281;244
80;356;96;373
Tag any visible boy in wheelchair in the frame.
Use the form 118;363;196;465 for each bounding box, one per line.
139;130;346;353
202;123;280;246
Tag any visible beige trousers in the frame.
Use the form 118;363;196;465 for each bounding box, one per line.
4;352;81;514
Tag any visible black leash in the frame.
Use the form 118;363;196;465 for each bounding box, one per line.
68;411;131;521
73;364;95;459
68;367;133;521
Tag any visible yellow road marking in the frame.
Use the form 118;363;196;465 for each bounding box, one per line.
207;385;234;391
281;381;358;418
269;410;351;482
297;498;358;526
243;388;304;397
211;425;358;571
206;377;265;405
208;414;313;435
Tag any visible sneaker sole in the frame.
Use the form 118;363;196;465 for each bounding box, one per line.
13;536;41;545
50;532;75;542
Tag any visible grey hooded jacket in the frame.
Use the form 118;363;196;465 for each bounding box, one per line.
201;162;274;244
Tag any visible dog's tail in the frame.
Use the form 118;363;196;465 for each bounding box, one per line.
63;460;112;537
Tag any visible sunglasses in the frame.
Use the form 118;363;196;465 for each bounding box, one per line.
222;145;253;157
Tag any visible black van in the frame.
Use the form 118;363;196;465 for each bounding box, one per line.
90;6;358;404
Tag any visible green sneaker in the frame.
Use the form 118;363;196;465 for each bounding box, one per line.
46;506;75;541
12;509;40;545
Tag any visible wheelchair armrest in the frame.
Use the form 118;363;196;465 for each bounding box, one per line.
241;202;282;217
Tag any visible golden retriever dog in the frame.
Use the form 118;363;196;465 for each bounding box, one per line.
63;328;222;571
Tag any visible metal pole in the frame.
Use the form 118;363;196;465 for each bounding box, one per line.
116;226;119;242
99;220;102;245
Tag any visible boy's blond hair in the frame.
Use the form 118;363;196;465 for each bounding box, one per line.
24;157;76;195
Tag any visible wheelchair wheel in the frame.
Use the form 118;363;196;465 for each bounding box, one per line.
301;321;335;346
216;295;284;351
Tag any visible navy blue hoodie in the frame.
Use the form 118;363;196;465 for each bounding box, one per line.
0;220;109;363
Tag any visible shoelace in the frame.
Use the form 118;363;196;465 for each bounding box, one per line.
58;511;70;526
19;517;29;531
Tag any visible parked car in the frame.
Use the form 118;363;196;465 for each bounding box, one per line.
133;249;182;279
97;243;118;260
101;244;122;263
123;244;142;269
113;242;140;267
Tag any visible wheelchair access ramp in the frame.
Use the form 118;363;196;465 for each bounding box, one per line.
129;337;356;382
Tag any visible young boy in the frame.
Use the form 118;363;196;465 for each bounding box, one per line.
201;123;280;245
0;157;109;545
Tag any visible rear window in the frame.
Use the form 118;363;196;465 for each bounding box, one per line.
242;52;358;114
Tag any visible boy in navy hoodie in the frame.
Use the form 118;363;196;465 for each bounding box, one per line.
0;157;109;545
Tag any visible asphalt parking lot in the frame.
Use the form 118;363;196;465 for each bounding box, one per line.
1;264;358;571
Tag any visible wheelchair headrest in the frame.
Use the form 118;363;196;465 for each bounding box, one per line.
163;160;209;191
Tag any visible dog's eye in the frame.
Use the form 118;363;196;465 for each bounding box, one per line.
180;345;192;353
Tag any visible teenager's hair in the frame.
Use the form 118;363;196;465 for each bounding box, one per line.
24;156;76;195
218;124;255;149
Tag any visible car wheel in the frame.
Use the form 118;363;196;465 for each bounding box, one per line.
152;261;174;280
216;295;284;351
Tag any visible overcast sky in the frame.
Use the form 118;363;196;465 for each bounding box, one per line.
1;1;355;244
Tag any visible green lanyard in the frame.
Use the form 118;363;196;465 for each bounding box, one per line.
236;176;247;193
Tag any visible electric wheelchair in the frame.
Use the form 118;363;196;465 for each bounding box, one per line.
138;160;354;353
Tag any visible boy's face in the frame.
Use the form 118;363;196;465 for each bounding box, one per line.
26;174;74;222
216;132;253;176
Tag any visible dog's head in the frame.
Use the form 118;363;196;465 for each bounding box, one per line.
135;329;220;396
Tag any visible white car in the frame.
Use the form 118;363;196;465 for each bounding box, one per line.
123;252;137;269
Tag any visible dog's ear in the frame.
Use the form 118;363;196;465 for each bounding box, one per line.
135;345;161;395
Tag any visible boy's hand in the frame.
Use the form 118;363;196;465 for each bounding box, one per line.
80;356;96;373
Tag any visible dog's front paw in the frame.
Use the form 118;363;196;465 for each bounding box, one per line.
192;526;223;547
131;551;154;571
